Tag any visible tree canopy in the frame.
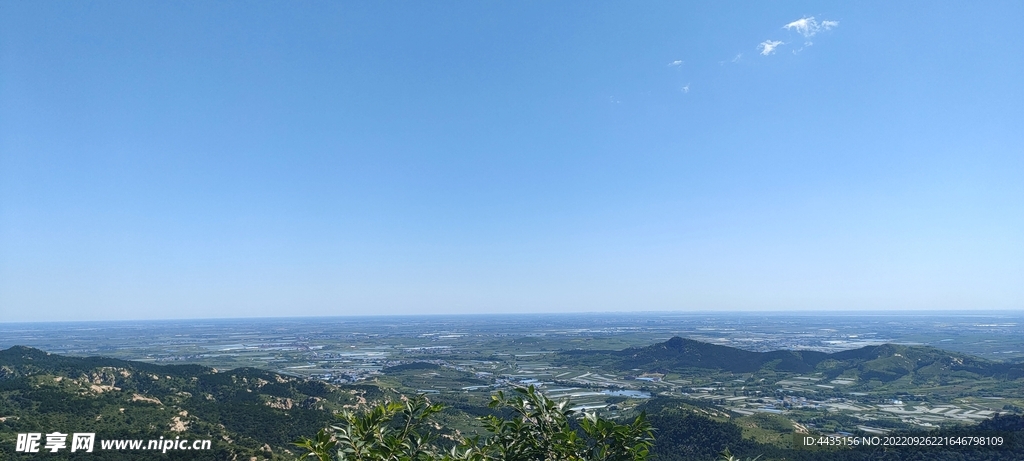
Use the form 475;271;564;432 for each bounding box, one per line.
294;386;654;461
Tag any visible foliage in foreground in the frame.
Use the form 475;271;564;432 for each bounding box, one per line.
716;447;761;461
294;385;654;461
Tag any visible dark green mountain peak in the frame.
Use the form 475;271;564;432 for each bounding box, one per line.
559;337;1024;381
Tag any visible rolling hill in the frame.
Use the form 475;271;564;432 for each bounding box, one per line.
0;345;376;460
558;337;1024;382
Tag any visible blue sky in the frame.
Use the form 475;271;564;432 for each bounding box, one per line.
2;2;1022;321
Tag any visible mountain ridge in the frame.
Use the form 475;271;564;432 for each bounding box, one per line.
0;345;374;460
558;337;1024;381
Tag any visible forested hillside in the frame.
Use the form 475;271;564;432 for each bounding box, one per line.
558;336;1024;381
0;346;375;460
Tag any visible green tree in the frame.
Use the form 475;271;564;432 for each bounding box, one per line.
294;395;445;461
716;447;761;461
470;385;653;461
294;386;654;461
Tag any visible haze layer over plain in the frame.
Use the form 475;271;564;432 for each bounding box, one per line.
1;2;1022;321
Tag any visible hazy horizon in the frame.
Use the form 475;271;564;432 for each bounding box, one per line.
2;308;1023;325
2;2;1022;322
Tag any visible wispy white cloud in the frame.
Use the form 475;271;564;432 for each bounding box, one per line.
783;17;838;38
792;41;814;54
783;17;815;37
719;53;743;65
668;60;683;67
758;40;784;55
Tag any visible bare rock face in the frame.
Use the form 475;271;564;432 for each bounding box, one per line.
131;393;163;405
169;416;189;432
266;397;294;410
